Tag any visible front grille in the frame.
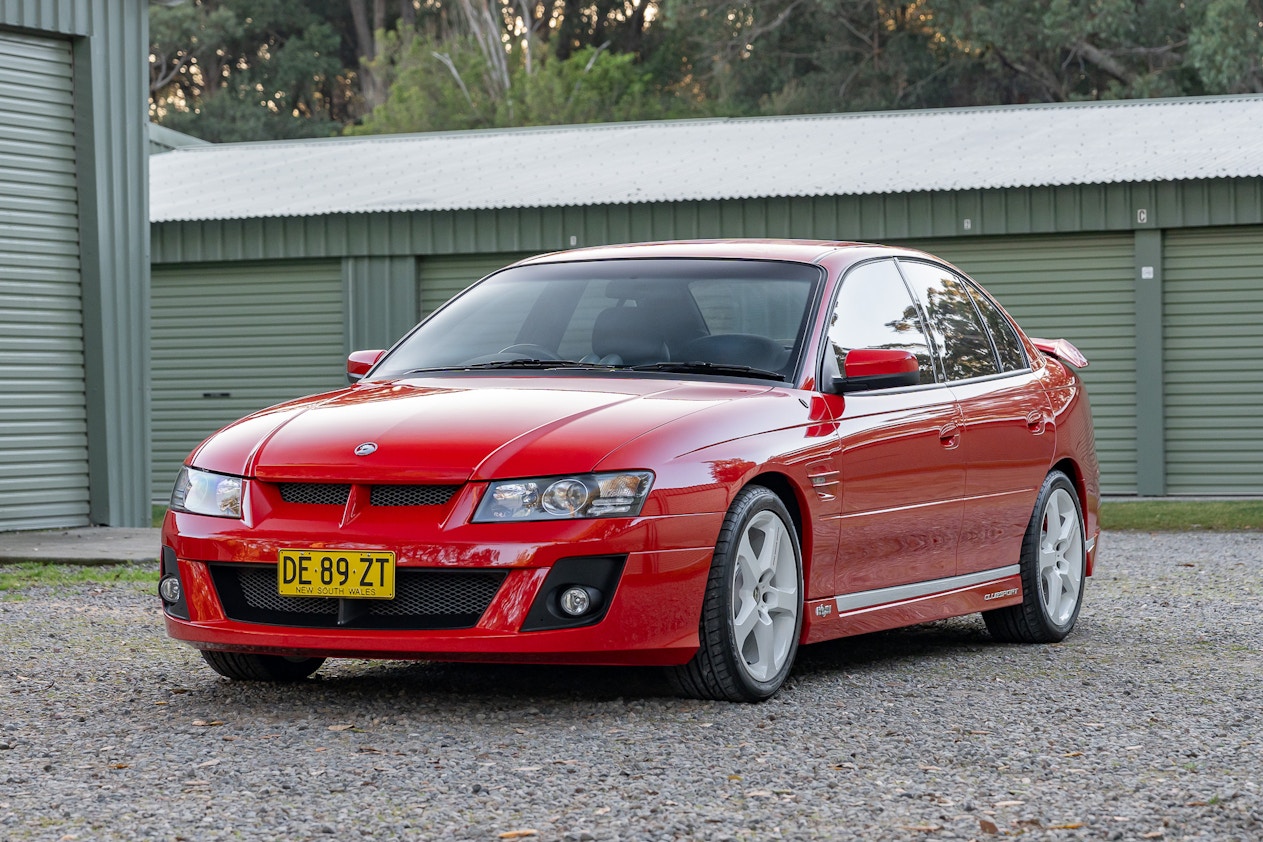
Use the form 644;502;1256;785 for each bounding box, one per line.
209;563;506;630
276;483;459;507
370;485;459;507
279;483;351;505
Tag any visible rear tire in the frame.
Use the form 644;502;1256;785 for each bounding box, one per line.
668;486;802;702
984;470;1085;643
200;650;325;682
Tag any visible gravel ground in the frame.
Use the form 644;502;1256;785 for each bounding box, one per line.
2;531;1261;841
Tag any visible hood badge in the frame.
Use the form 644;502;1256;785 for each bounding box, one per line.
354;442;378;457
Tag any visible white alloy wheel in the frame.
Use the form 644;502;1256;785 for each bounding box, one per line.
1038;486;1084;627
667;485;804;701
983;470;1086;644
731;509;800;682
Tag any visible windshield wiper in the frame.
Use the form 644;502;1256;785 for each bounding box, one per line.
402;359;599;374
627;361;786;381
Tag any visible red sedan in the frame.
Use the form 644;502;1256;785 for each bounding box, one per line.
160;240;1099;701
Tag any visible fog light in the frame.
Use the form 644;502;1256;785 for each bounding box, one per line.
159;575;182;603
559;586;594;617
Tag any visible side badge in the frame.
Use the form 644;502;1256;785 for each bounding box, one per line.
354;442;378;457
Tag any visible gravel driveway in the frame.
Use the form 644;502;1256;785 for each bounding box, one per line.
2;531;1261;841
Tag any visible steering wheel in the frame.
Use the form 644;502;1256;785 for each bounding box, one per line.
497;344;560;360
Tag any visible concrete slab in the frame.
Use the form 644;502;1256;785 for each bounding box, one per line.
0;527;160;565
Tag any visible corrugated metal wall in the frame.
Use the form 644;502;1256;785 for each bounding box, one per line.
1;1;152;528
150;261;345;496
0;32;90;529
902;234;1137;494
1164;227;1263;493
417;252;533;317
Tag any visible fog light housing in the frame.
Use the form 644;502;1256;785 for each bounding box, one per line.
159;575;182;604
559;586;597;616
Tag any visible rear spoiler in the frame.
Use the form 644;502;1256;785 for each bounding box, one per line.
1030;337;1089;368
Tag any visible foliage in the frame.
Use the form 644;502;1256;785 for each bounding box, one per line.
350;29;691;134
150;0;1263;140
149;0;363;141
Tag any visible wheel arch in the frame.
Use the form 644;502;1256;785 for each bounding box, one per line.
742;470;813;587
1050;456;1097;577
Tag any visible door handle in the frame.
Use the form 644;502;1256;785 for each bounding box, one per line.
939;422;961;449
1026;411;1046;434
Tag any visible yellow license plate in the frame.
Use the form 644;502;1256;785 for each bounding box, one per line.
277;549;395;599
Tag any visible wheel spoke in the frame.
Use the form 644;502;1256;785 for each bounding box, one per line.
736;531;764;591
732;596;759;645
747;614;778;679
1043;567;1063;620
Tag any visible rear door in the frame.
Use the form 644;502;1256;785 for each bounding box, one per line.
897;259;1053;577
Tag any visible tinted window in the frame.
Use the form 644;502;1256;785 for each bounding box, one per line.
898;261;1000;382
829;259;936;385
373;259;823;379
967;285;1027;372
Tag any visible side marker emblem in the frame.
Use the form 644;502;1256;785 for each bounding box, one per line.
354;442;378;457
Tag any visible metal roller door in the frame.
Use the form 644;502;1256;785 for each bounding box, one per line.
0;32;89;529
151;261;346;498
902;235;1137;494
1164;227;1263;494
417;252;532;318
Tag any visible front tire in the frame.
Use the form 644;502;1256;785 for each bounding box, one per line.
984;470;1085;643
668;486;803;702
200;651;326;682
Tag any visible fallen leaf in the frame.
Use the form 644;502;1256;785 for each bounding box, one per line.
1062;751;1084;757
728;774;742;781
995;800;1025;808
978;818;998;835
498;831;538;839
328;724;355;732
190;720;224;727
109;763;130;770
153;701;168;706
1049;823;1085;830
899;825;942;833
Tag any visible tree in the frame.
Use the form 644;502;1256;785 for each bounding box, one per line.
149;0;362;141
349;1;696;133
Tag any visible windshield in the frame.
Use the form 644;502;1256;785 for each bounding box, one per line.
372;258;824;382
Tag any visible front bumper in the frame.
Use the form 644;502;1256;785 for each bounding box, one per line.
161;497;722;667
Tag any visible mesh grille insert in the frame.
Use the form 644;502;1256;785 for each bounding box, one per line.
208;564;507;630
278;483;351;505
370;485;459;507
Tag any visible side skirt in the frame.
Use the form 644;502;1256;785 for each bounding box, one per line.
800;566;1023;645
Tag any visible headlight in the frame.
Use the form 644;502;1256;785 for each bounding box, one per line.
170;466;243;519
473;471;653;522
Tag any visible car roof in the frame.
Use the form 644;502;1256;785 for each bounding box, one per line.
512;239;886;266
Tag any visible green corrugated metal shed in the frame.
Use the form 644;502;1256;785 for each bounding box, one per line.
0;1;150;529
148;103;1263;498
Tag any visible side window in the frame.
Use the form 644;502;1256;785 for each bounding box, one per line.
966;285;1027;372
829;259;936;385
898;261;1000;381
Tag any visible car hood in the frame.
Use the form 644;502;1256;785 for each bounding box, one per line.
189;376;775;483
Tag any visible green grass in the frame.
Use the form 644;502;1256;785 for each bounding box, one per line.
152;504;167;528
0;561;158;592
1100;500;1263;531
